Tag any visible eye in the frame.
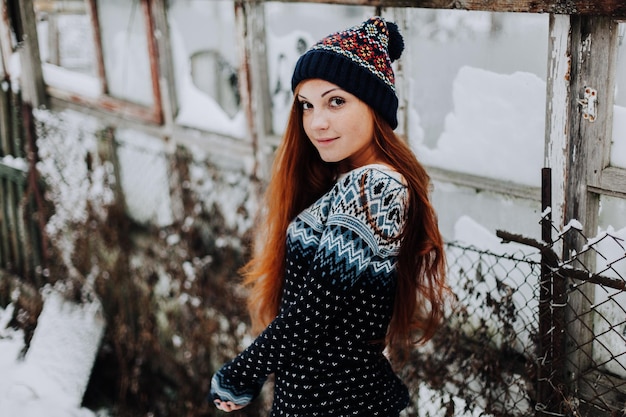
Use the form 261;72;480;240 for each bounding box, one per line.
299;100;312;111
329;97;346;108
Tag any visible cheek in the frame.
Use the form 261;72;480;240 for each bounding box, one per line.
301;115;312;138
302;125;314;144
355;116;374;140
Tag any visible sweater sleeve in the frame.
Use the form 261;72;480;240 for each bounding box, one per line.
209;167;407;406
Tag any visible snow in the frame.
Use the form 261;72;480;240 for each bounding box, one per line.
173;74;247;138
115;128;175;227
611;106;626;168
168;1;246;138
450;216;538;352
590;226;626;379
35;108;116;273
413;67;545;187
0;289;105;417
0;155;28;171
267;29;315;133
42;64;101;98
97;1;154;107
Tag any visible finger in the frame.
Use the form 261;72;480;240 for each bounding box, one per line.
214;399;245;412
214;400;230;412
224;401;245;412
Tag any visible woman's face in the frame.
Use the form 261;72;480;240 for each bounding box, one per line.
297;79;377;170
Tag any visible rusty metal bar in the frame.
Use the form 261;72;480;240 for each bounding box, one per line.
86;0;108;95
496;232;625;289
556;266;626;291
142;0;163;125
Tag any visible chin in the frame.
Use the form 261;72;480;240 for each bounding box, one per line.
317;153;343;164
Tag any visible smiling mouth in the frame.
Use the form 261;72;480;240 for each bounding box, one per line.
316;137;338;145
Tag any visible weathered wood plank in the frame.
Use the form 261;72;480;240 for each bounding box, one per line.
544;14;570;252
0;79;12;157
595;166;626;198
236;1;273;179
0;2;14;76
141;0;164;125
544;14;621;414
561;15;619;411
576;369;626;415
46;86;162;124
0;162;27;184
15;0;47;108
426;165;541;201
264;0;626;17
0;178;10;269
85;0;108;96
149;0;179;125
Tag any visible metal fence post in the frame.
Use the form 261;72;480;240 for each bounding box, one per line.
537;167;555;416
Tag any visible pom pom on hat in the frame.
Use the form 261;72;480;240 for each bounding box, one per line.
386;21;404;62
291;17;404;129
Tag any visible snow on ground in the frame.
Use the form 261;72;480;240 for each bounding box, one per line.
0;289;105;417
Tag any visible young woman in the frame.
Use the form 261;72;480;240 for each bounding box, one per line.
210;16;447;416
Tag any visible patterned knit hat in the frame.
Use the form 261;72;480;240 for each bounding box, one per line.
291;16;404;129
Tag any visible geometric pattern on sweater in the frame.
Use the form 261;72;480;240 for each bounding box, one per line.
210;164;410;416
293;164;407;289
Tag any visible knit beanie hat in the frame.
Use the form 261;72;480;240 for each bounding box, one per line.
291;16;404;129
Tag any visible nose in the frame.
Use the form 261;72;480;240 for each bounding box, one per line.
308;109;329;131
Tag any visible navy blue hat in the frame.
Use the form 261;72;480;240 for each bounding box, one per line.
291;17;404;129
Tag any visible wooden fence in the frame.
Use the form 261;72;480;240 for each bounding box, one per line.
0;80;45;285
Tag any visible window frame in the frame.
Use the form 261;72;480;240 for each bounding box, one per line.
36;0;164;124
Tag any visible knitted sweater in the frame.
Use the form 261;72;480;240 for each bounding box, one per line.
210;164;410;417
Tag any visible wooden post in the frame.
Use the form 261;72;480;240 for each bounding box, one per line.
235;1;272;180
565;14;618;413
148;0;178;127
544;14;570;251
545;13;619;412
15;0;47;108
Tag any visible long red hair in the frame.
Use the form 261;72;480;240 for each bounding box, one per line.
241;89;447;357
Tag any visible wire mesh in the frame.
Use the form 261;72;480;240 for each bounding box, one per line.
547;222;626;417
403;242;541;417
404;221;626;417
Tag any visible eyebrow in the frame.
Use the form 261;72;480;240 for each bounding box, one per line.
297;87;342;101
321;87;341;97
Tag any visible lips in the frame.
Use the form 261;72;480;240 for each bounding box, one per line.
316;137;338;145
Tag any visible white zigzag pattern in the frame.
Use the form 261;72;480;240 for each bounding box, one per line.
369;258;396;275
327;213;380;255
288;221;320;248
320;229;370;274
211;374;253;404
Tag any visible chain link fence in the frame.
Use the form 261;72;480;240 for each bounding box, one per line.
403;216;626;417
542;220;626;417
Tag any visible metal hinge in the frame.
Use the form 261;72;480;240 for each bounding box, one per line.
577;86;597;122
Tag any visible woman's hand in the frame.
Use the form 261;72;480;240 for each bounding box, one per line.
214;399;246;412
